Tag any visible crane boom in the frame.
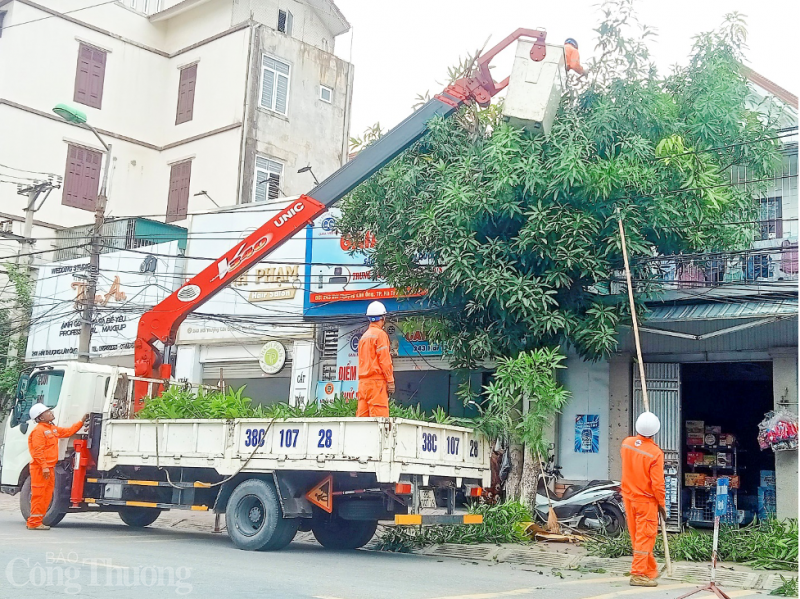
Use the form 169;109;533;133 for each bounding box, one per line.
133;28;548;408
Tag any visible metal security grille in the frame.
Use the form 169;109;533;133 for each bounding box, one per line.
633;362;681;532
321;326;338;359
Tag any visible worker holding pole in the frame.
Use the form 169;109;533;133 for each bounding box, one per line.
356;301;395;417
621;412;667;587
26;404;89;530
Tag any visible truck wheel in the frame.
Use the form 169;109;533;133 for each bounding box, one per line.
226;478;298;551
19;476;66;527
118;507;161;528
312;516;377;550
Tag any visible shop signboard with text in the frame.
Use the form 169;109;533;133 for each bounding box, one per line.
26;242;181;361
303;208;428;318
177;204;311;344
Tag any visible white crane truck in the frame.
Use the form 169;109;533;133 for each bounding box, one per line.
1;28;563;551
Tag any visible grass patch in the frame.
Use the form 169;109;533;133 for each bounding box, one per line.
770;576;798;597
586;518;798;571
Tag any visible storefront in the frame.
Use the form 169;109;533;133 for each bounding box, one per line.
303;208;481;416
26;241;182;366
606;299;799;524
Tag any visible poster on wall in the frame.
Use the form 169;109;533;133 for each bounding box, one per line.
26;242;181;360
575;414;600;453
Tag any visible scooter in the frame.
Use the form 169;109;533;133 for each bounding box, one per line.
534;453;626;536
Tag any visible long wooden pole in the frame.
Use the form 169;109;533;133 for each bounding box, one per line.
616;209;672;576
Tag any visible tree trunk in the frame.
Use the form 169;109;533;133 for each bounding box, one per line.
504;443;524;501
504;443;540;512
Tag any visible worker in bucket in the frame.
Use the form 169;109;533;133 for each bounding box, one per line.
564;38;586;76
620;411;667;587
356;301;395;417
26;403;89;530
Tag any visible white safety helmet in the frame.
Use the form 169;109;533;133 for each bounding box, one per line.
636;411;661;437
29;403;50;422
366;301;387;321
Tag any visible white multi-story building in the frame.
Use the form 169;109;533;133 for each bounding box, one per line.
0;0;353;272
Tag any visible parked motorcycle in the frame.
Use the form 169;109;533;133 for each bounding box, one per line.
534;453;626;536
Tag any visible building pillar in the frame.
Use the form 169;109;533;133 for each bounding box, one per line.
770;347;798;520
175;345;203;385
608;354;632;480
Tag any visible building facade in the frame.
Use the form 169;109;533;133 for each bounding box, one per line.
0;0;352;274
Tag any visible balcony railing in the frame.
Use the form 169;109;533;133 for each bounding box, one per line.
53;218;187;262
635;243;798;296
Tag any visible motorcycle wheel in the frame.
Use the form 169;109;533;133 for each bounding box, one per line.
596;501;625;536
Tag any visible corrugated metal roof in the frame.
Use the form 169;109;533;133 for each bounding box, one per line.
645;299;798;323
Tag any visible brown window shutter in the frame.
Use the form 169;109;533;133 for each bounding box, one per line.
62;144;101;211
74;43;106;109
166;161;192;223
175;64;197;125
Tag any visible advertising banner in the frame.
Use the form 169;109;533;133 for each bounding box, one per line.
177;204;311;344
303;208;427;318
26;242;181;361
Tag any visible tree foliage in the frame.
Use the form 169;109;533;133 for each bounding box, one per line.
0;262;33;414
336;3;783;368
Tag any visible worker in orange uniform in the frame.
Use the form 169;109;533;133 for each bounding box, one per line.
27;403;88;530
356;301;395;417
564;38;586;76
620;411;667;587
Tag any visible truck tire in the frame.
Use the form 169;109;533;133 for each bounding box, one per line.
118;507;161;528
19;476;66;528
226;478;298;551
312;516;377;550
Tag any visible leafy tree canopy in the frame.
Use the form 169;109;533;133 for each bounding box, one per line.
336;2;783;367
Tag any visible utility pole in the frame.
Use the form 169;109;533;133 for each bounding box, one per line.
3;179;59;365
77;143;111;362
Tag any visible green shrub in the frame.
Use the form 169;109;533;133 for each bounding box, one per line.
376;500;532;552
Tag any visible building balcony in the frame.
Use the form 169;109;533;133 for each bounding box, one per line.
633;241;798;301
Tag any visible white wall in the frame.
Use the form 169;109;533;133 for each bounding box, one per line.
244;25;352;199
557;355;611;481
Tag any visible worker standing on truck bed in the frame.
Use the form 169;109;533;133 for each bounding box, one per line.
620;411;667;587
356;301;395;417
26;404;88;530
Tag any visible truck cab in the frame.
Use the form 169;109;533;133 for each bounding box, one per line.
1;361;118;495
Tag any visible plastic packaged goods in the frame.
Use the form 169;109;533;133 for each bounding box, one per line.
757;409;799;452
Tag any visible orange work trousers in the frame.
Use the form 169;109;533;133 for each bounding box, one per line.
623;498;659;579
357;379;389;417
27;464;55;528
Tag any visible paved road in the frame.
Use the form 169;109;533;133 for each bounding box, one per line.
0;505;771;599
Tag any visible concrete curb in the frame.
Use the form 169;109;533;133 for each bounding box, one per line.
368;542;798;592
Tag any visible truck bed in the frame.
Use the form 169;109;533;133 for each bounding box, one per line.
98;417;490;485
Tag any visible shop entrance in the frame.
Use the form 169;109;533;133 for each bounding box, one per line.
680;362;775;526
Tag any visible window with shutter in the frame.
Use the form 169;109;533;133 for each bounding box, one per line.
254;156;283;202
176;64;198;125
166;161;192;223
62;144;102;211
277;9;292;34
74;43;106;109
259;55;290;115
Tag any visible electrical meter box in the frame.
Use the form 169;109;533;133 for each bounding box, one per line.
502;42;566;136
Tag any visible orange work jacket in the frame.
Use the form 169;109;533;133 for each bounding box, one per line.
565;44;585;75
357;322;394;383
620;435;666;507
28;420;84;468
